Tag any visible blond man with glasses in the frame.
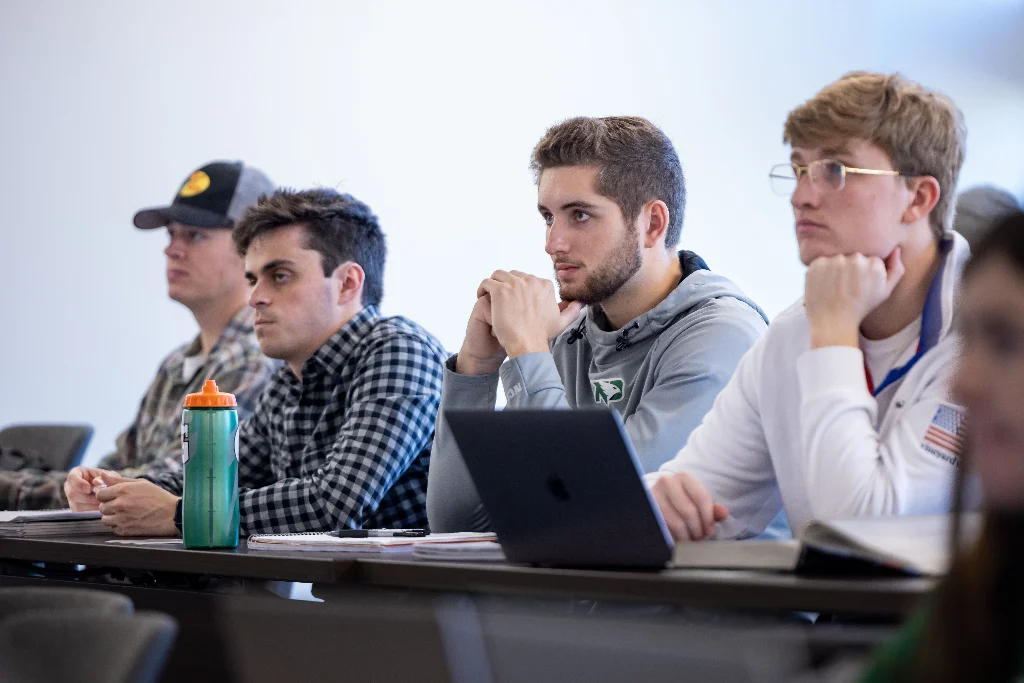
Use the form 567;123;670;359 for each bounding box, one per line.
647;72;971;542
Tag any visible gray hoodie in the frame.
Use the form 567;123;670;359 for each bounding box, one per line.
426;251;769;532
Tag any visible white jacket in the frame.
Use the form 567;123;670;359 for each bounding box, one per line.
647;234;970;538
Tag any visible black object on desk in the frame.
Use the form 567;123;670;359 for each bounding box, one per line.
445;409;673;568
333;529;428;538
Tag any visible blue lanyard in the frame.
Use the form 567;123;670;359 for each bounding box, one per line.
864;239;951;397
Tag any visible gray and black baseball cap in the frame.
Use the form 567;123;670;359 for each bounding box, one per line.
133;161;275;230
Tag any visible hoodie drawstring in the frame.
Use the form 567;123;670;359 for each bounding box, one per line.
615;322;640;352
566;318;587;345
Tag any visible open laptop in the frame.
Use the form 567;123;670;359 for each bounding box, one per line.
444;409;673;568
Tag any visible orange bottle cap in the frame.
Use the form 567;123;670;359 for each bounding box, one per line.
183;379;237;408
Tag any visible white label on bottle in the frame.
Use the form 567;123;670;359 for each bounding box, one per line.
181;414;191;464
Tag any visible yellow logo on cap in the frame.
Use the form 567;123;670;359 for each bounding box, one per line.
179;171;211;197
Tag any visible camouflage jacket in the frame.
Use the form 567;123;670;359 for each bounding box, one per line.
1;306;276;509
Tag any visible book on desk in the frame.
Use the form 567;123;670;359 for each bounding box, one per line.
396;514;974;575
671;513;980;576
0;509;108;538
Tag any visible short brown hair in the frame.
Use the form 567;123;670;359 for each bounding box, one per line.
530;116;686;247
783;72;966;240
233;188;387;306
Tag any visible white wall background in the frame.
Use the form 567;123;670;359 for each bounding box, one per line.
1;0;1022;466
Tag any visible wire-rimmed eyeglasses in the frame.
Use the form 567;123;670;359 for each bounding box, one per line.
769;159;922;196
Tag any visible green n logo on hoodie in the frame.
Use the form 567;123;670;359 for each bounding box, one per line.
592;378;625;405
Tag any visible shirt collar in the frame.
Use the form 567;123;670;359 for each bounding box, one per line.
162;340;199;382
212;306;257;353
162;306;256;383
301;306;381;379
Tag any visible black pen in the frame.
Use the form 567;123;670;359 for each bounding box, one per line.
330;529;429;538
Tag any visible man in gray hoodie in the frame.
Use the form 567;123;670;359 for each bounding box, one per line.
427;116;768;532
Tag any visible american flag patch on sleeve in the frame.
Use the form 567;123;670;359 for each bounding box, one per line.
921;403;965;464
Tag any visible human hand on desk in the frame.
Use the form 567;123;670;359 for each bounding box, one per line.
64;466;126;511
95;479;179;537
650;472;729;542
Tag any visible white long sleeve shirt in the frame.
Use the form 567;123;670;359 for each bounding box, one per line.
647;234;970;538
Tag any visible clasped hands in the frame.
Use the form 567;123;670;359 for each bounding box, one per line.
64;466;179;536
456;270;584;376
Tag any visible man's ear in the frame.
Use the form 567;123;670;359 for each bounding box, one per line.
332;261;365;307
641;199;671;248
902;176;941;225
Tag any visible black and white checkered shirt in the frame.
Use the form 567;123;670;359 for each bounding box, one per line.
148;306;447;535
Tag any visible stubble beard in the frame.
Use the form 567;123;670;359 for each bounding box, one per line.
556;226;643;305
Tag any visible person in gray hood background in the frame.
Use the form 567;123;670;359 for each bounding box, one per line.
953;185;1021;251
427;115;769;533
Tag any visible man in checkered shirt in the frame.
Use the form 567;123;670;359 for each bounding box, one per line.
66;188;447;536
1;161;276;510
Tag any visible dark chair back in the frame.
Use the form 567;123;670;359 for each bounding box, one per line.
223;589;451;683
0;424;94;471
0;587;133;621
0;611;177;683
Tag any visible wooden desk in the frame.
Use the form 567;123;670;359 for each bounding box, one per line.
0;534;363;683
0;535;928;683
352;558;935;618
0;534;935;617
0;533;357;583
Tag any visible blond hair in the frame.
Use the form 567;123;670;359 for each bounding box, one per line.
784;72;966;240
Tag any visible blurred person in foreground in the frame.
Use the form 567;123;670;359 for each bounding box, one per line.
860;210;1024;682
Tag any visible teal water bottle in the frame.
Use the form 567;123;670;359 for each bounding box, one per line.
180;379;239;549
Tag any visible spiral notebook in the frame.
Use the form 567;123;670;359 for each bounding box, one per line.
247;531;496;553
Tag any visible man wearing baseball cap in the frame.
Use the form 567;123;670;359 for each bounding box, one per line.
134;161;277;230
0;161;278;509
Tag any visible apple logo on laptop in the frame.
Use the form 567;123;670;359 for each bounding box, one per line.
546;475;571;502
